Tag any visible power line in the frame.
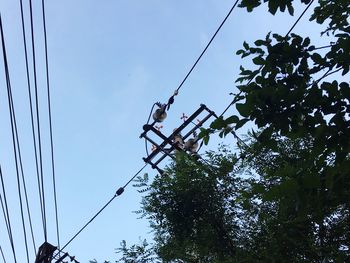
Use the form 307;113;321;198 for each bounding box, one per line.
0;11;31;263
313;44;334;51
0;166;17;263
41;0;61;251
122;164;148;189
220;0;316;117
7;89;31;263
4;4;38;251
29;0;48;242
285;0;315;37
58;163;148;253
145;0;241;154
0;246;6;263
165;0;240;110
19;0;42;253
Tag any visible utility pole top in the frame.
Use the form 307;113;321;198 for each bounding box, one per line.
35;242;57;263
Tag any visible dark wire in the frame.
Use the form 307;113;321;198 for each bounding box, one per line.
145;103;157;157
19;0;38;253
29;0;48;242
0;13;29;263
285;0;315;37
0;165;17;263
313;44;334;51
41;0;61;252
146;1;240;156
146;103;157;124
0;195;11;248
174;0;240;95
58;163;148;253
7;88;31;263
220;0;315;117
122;163;148;189
59;195;116;252
164;0;240;110
0;245;6;263
19;0;45;247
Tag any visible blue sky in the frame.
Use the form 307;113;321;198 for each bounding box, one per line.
0;1;332;262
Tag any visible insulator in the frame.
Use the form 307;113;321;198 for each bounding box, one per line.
116;187;124;196
173;133;184;148
184;138;199;153
152;108;167;122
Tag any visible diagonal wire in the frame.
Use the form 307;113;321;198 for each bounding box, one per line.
29;0;48;242
0;246;6;263
0;12;30;263
220;0;316;117
165;0;240;110
19;0;42;253
8;87;32;263
174;0;240;94
58;163;148;253
0;165;17;263
41;0;61;250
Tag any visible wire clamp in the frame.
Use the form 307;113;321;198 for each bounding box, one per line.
116;187;124;196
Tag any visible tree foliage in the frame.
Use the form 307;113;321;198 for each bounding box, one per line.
137;150;242;262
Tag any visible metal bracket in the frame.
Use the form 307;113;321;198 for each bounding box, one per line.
140;104;216;174
35;242;57;263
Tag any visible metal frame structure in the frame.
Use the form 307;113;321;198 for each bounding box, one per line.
35;242;79;263
140;104;217;174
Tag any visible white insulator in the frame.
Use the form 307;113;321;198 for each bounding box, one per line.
152;109;167;122
184;138;199;153
173;134;184;149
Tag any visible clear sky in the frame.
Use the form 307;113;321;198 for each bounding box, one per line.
0;1;331;262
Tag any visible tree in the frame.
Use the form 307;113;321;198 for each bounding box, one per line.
239;134;350;262
210;0;350;261
132;149;240;262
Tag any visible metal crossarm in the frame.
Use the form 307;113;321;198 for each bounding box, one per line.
140;104;216;174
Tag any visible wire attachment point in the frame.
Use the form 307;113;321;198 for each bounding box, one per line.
116;187;124;196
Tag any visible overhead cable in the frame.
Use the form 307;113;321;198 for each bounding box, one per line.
29;0;48;241
20;0;39;254
41;0;61;251
165;0;240;110
58;163;148;253
145;1;240;155
220;0;316;117
0;166;17;263
19;0;42;253
0;245;6;263
0;12;31;263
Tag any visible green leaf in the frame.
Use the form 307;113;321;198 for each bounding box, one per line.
236;103;251;118
210;116;225;130
303;37;311;47
224;115;239;124
268;0;279;15
254;39;265;46
253;56;265;65
235;118;249;129
257;127;273;142
236;49;244;55
243;41;249;50
287;3;294;15
311;53;323;64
